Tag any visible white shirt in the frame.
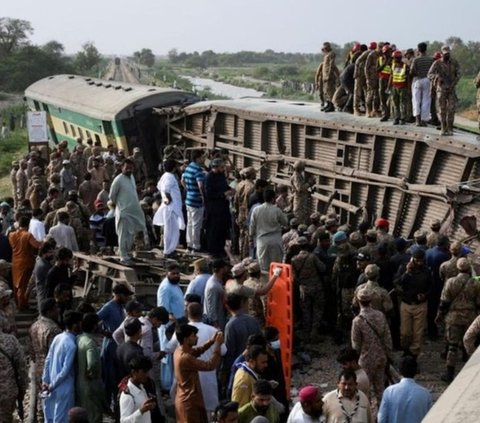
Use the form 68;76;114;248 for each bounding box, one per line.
29;217;46;241
322;389;372;423
47;222;79;251
287;402;324;423
119;379;151;423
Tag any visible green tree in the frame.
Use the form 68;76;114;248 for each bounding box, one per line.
42;40;65;56
75;41;101;74
0;17;33;56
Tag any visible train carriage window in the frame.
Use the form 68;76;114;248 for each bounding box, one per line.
63;122;68;134
94;134;101;144
70;125;76;137
78;128;84;139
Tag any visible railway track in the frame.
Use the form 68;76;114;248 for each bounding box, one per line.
111;61;140;84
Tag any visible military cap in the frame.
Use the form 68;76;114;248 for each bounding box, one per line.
244;166;256;178
366;229;377;239
357;288;372;302
11;160;19;166
231;263;247;278
325;218;337;228
332;231;347;244
369;41;377;50
296;236;309;246
289;218;299;227
364;264;379;280
430;219;441;229
310;212;321;221
457;258;470;272
298;224;309;235
0;202;10;208
247;262;261;274
441;45;450;53
241;257;255;267
349;231;363;245
293;160;306;171
375;218;389;228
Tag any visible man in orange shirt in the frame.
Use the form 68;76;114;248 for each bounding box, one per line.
8;216;42;310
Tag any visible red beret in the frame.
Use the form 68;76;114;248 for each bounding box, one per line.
375;218;389;228
369;41;377;50
299;386;319;402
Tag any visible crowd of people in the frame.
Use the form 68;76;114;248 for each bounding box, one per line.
1;134;480;423
315;40;477;138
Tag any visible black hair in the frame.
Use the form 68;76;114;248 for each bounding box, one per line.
128;355;153;372
212;258;228;272
39;241;56;255
337;369;357;382
187;302;203;320
263;326;279;343
63;310;83;329
56;247;73;261
225;292;243;312
213;401;239;422
148;306;169;323
246;333;267;348
123;158;134;166
163;159;177;172
417;42;427;53
76;301;96;314
253;379;273;396
185;293;202;304
54;283;71;297
18;215;30;228
82;312;100;332
57;211;70;223
40;298;57;316
192;149;205;161
254;179;268;189
32;208;43;218
399;356;417;378
176;323;199;344
245;345;268;361
167;263;180;272
264;189;276;203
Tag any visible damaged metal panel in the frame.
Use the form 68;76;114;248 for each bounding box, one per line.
167;97;480;241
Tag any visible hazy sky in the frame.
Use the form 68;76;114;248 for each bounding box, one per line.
2;0;479;55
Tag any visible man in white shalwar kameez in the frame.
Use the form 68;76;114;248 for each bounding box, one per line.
109;159;146;264
153;160;185;256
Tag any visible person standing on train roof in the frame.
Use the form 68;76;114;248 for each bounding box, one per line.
109;159;146;265
153;159;185;258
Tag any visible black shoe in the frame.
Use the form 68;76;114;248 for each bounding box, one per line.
324;103;334;113
399;119;406;125
393;118;400;125
380;116;389;122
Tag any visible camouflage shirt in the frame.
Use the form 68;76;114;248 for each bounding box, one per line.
441;273;480;325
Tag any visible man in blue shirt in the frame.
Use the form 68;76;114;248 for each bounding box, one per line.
185;258;211;305
42;311;83;423
378;356;432;423
157;263;185;391
181;149;206;252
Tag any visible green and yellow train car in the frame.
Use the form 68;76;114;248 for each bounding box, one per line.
25;74;199;172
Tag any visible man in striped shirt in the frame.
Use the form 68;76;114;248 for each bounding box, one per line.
182;149;206;252
410;42;434;127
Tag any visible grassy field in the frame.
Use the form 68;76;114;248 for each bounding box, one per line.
0;130;28;199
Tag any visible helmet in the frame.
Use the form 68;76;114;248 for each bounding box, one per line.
393;50;402;59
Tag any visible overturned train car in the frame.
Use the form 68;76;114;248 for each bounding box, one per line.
166;98;480;242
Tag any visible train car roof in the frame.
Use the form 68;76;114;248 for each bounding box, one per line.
184;97;480;156
25;74;199;121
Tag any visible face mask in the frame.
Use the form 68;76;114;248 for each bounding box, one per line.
270;340;281;350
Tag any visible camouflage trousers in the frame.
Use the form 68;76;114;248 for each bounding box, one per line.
437;90;457;129
365;80;379;116
378;78;390;118
323;79;337;102
293;195;309;225
446;323;469;367
354;77;367;114
300;285;325;335
336;287;355;331
238;223;250;259
391;87;408;120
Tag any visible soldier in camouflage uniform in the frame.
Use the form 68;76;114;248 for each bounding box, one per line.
234;167;256;259
0;287;16;335
439;241;463;283
129;147;148;185
0;315;28;423
353;264;393;316
292;237;326;340
436;258;480;382
353;46;369;116
16;159;28;204
351;287;392;410
320;42;338;112
365;42;380;117
314;62;324;107
70;146;88;185
332;242;359;341
29;298;61;422
426;219;442;249
428;45;461;135
358;229;379;262
475;70;480;141
10;161;19;208
290;160;312;225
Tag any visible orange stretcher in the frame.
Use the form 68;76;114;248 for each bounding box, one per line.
266;262;293;399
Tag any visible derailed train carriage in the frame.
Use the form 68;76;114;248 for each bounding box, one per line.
24;75;480;244
166;98;480;243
